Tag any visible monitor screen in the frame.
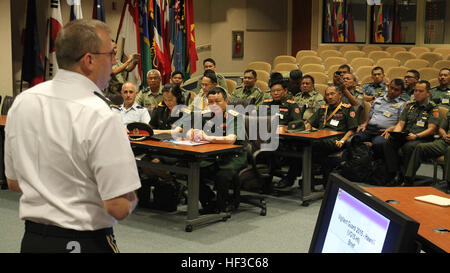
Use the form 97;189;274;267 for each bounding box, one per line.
309;173;420;253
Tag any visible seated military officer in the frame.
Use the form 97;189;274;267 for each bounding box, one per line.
430;68;450;110
189;70;218;111
287;69;303;97
135;69;163;110
383;80;440;185
404;109;450;186
261;78;303;126
306;85;359;185
356;79;408;158
150;83;188;135
404;69;420;99
119;82;151;125
294;75;325;120
230;69;264;106
190;58;228;94
340;72;365;118
361;66;388;103
186;87;247;213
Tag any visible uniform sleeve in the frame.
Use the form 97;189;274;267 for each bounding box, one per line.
149;108;159;128
289;103;303;122
141;108;151;124
88;113;141;201
135;91;144;106
399;105;409;122
428;105;440;125
4;113;17;180
307;108;320;128
346;107;359;131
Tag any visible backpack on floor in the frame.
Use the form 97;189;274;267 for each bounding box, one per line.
336;135;373;183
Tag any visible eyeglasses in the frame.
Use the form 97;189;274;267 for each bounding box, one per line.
75;50;116;62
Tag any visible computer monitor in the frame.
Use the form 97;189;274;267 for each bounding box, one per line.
309;173;420;253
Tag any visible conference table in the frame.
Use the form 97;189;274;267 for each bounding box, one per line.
278;126;344;206
364;186;450;253
130;139;243;232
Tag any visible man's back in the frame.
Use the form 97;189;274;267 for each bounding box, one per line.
5;70;141;231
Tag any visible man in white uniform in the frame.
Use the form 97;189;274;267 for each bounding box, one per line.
119;82;151;125
4;19;141;253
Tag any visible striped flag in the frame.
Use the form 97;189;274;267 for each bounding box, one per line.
117;0;141;87
46;0;63;79
170;0;186;76
184;0;198;76
92;0;105;22
138;0;152;86
67;0;83;20
150;0;171;83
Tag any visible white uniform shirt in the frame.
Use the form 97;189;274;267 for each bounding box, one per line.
4;69;141;231
119;102;151;125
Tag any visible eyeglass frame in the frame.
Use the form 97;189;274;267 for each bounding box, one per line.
75;50;116;62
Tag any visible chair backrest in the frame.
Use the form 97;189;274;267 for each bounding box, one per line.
433;60;450;70
1;96;14;115
417;67;440;81
255;80;269;93
339;45;360;54
350;57;374;71
314;83;328;97
305;72;328;85
368;51;392;64
272;63;298;74
327;64;342;83
323;56;347;71
298;55;322;67
273;55;296;67
105;92;123;105
319;49;343;60
361;45;382;55
226;79;237;94
360;75;373;85
429;78;440;89
418;52;444;66
403;59;430;70
409;46;430;57
317;45;337;54
254;69;270;83
386;66;409;81
295;50;317;63
433;48;450;57
392;51;416;65
438;106;449;126
385;46;406;55
344;50;366;63
301;63;325;74
185;90;196;105
247;61;271;73
355;66;375;83
376;58;400;70
358;101;371;125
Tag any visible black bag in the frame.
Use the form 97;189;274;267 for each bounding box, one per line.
367;159;391;186
152;179;183;212
337;135;373;183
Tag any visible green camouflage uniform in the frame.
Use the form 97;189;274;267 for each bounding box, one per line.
231;85;264;106
430;85;450;110
293;90;325;120
261;97;303;126
135;86;163;109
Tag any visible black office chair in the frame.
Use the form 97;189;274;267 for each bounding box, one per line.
1;96;14;115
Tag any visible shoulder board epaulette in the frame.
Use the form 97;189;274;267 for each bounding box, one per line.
110;104;121;111
141;88;150;93
264;99;273;103
201;109;211;115
227;109;240;117
342;103;351;108
355;88;364;94
136;105;144;109
158;102;164;106
429;100;437;106
406;101;415;106
320;105;327;109
287;100;296;104
181;107;192;114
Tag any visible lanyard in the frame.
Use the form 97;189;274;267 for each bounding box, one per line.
323;102;342;126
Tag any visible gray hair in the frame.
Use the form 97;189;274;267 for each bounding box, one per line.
147;69;161;78
55;19;111;70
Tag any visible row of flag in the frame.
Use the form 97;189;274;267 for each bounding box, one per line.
373;3;402;43
21;0;198;91
323;1;355;43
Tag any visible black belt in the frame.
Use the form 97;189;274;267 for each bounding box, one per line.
25;220;113;239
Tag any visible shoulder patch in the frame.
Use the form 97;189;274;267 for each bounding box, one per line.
342;103;351;108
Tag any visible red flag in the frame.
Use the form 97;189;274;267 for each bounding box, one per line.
46;0;63;79
185;0;198;75
150;0;170;82
346;5;355;42
21;0;44;89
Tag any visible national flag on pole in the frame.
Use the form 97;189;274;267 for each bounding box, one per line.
170;0;186;75
323;3;331;43
336;2;344;42
138;0;152;86
46;0;63;80
150;0;171;83
92;0;105;22
184;0;198;77
393;5;402;43
117;0;141;87
346;4;355;42
383;6;392;42
375;4;384;43
332;3;338;42
21;0;44;89
67;0;83;20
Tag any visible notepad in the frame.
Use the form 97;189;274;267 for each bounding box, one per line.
414;195;450;207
